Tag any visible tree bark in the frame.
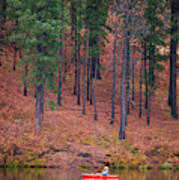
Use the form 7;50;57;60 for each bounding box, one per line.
169;0;178;118
147;32;155;126
71;2;78;96
35;86;41;130
77;39;81;105
57;0;64;106
87;57;90;101
13;47;17;71
82;2;88;114
119;0;129;140
111;20;117;124
90;57;93;105
20;51;28;96
131;45;135;108
144;41;148;109
94;56;98;120
139;43;143;118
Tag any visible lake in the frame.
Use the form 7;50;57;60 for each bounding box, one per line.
0;168;178;180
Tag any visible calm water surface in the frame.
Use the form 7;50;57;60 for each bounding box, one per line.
0;168;178;180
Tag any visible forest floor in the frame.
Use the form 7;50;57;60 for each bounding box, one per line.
0;46;179;171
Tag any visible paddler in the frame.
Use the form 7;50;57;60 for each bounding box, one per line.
101;166;109;176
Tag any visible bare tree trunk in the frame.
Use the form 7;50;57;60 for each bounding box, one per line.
74;35;78;96
57;0;64;106
169;0;178;118
35;86;41;131
144;41;148;109
147;34;155;125
20;51;28;96
87;58;90;101
139;43;143;118
82;3;88;114
131;46;135;108
77;0;82;106
126;32;130;119
90;58;93;105
72;3;78;96
77;40;81;105
111;20;118;124
13;47;17;71
119;0;129;140
24;62;28;96
94;57;98;120
97;56;102;80
40;84;44;116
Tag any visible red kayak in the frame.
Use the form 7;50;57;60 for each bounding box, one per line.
82;173;119;179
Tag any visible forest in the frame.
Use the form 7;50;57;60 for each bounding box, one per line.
0;0;179;171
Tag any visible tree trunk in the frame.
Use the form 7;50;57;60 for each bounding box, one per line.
13;47;17;71
0;49;2;66
139;43;143;118
24;63;28;97
20;51;28;96
111;20;117;124
119;0;129;140
169;0;178;118
1;0;7;25
97;56;102;80
131;46;135;108
74;32;78;96
94;57;98;120
90;58;93;105
147;33;155;125
40;83;44;117
82;3;88;114
125;30;130;127
144;42;148;109
77;0;82;105
57;0;64;106
72;2;78;96
35;86;41;130
77;39;81;105
87;57;90;101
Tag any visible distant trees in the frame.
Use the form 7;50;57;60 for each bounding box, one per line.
0;0;177;132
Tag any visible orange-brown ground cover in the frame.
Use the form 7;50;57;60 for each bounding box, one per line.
0;41;179;170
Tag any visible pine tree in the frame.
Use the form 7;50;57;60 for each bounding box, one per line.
144;0;166;125
8;0;61;130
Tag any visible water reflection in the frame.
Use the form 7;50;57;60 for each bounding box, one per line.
0;168;81;180
0;168;178;180
115;170;179;180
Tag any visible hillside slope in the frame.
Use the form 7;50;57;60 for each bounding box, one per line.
0;46;179;170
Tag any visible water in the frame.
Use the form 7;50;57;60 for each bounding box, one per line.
0;168;178;180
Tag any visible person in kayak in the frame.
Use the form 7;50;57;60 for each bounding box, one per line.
101;166;109;176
